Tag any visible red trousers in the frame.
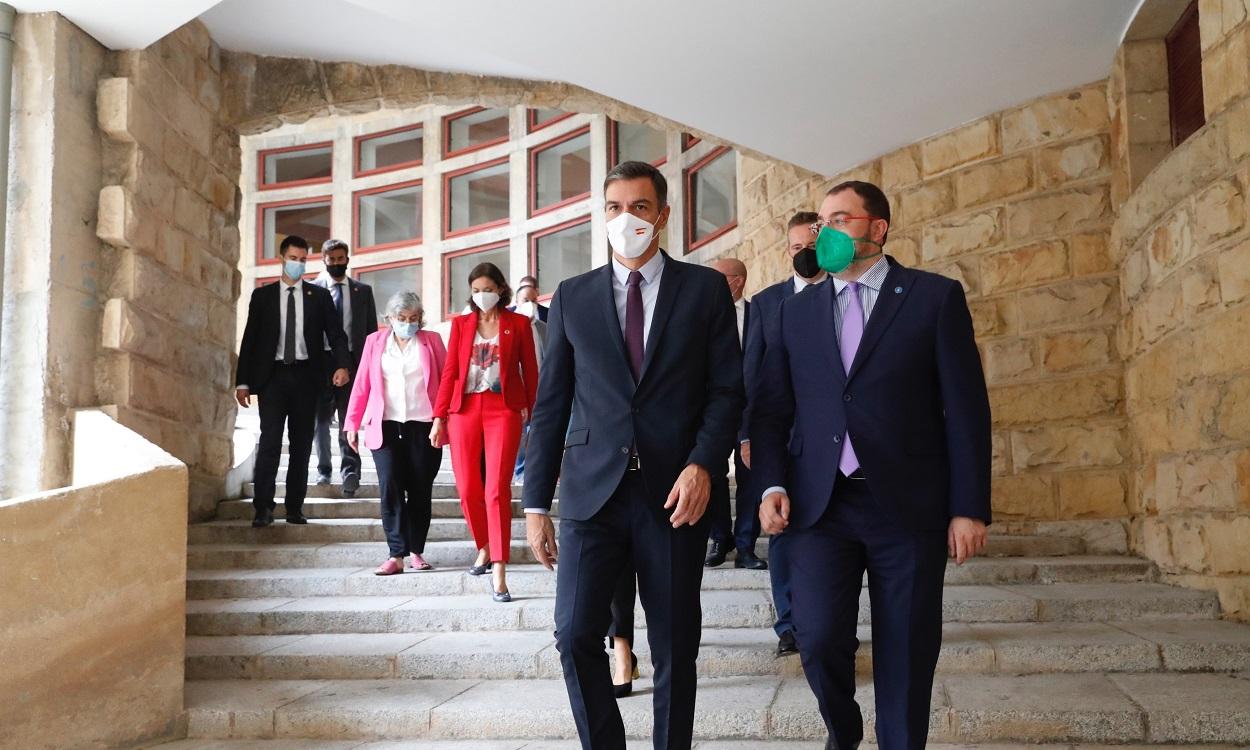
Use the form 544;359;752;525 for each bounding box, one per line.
448;391;523;563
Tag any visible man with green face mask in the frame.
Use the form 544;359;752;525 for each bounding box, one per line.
751;181;992;750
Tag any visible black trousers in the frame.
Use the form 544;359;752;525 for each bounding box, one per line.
253;361;320;515
371;420;442;558
788;476;948;750
315;367;360;480
555;470;708;750
707;446;759;553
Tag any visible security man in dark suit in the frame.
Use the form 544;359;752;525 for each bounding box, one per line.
313;239;378;497
523;161;743;750
236;235;350;527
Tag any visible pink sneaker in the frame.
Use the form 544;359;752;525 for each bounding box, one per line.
374;558;403;576
410;553;433;571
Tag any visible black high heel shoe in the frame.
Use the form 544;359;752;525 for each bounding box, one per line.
613;651;639;698
468;554;490;576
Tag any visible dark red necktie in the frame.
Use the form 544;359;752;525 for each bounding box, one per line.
625;271;644;382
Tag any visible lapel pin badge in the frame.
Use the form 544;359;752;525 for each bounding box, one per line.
894;286;903;294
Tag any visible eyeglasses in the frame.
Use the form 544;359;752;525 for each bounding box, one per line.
810;215;876;234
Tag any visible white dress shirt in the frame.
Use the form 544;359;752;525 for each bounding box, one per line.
733;297;746;346
324;279;352;352
276;278;308;362
610;251;665;348
381;333;433;422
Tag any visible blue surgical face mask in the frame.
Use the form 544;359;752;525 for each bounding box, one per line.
283;259;306;280
391;321;419;339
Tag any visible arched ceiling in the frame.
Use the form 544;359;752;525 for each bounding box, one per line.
14;0;1144;175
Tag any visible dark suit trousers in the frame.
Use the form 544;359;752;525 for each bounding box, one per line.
768;531;794;637
315;368;361;479
253;361;321;515
788;476;947;750
707;447;759;553
371;420;442;558
607;564;635;645
554;470;708;750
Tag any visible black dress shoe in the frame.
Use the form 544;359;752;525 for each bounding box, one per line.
704;541;728;567
613;651;639;698
315;473;331;486
251;509;274;527
285;513;308;524
735;549;768;570
776;629;799;657
342;474;360;497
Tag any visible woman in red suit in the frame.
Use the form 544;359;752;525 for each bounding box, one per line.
431;262;538;602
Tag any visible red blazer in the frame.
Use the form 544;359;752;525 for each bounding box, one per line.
344;329;447;450
433;309;539;419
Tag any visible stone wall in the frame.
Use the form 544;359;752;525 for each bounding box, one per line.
1117;1;1250;619
95;22;242;519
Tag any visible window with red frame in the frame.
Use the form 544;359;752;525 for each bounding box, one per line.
686;148;737;252
355;181;422;251
681;133;702;151
528;108;573;132
259;143;332;188
355;125;423;176
530;128;591;215
445;244;511;315
531;218;592;293
444;159;510;237
258;198;332;261
444;107;510;157
611;121;667;167
356;261;424;327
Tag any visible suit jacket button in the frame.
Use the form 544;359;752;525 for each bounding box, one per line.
620;446;629;454
843;394;852;402
834;435;841;443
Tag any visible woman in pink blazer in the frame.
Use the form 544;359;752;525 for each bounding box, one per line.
345;291;447;575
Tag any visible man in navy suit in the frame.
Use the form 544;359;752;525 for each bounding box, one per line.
739;210;826;658
752;182;991;750
524;161;743;750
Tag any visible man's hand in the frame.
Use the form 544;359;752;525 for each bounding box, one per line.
760;491;790;535
235;387;251;408
740;440;751;470
346;430;359;452
332;368;350;387
665;463;711;527
948;516;988;565
527;513;558;570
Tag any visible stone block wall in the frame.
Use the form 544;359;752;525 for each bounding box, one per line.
1116;1;1250;618
95;22;242;519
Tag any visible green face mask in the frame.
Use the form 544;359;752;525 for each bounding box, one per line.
814;226;883;273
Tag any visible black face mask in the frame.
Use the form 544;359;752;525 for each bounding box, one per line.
326;263;349;280
792;247;820;278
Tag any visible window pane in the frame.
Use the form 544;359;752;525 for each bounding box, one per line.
617;123;666;165
358;183;422;248
359;127;423;172
535;221;592;291
356;263;423;328
534;132;591;211
532;108;565;126
447;108;509;153
448;246;510;314
690;151;737;244
447;161;510;233
262;145;332;185
261;200;331;259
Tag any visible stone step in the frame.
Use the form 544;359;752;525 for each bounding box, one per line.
241;481;520;501
146;741;1250;750
215;496;559;521
185;557;1156;600
183;620;1250;681
181;673;1250;742
183;584;1220;636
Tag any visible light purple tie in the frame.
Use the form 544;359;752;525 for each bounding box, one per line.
839;282;863;475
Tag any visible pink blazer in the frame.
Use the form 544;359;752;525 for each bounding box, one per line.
344;329;447;451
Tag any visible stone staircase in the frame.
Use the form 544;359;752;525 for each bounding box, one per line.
154;439;1250;749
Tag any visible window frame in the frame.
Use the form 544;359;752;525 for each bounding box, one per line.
442;106;511;159
256;141;334;191
527;108;576;133
442;156;512;239
684;145;738;254
528;125;593;218
354;257;425;328
528;214;592;301
607;119;668;169
351;178;424;255
1165;0;1205;148
442;240;511;315
353;123;424;178
681;133;702;152
255;194;333;266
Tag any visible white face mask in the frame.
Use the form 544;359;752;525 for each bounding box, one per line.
515;301;536;318
472;291;501;312
606;211;658;259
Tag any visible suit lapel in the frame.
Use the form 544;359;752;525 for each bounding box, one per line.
818;280;848;384
846;260;911;383
640;253;684;382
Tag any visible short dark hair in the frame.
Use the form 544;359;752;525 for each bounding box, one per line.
466;262;512;311
826;180;891;242
279;235;309;254
787;211;819;231
604;160;668;208
322;238;349;256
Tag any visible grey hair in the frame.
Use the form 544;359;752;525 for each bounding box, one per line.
385;291;424;327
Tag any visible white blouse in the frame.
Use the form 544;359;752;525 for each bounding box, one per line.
381;334;433;423
464;332;502;395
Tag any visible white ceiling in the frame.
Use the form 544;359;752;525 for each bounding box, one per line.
13;0;1144;175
